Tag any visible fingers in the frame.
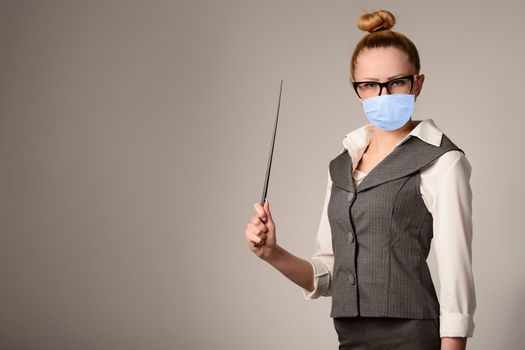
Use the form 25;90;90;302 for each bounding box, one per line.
253;201;267;222
246;227;267;245
258;200;275;236
251;216;268;233
247;217;268;237
246;199;274;250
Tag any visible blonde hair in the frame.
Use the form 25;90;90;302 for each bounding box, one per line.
350;10;421;81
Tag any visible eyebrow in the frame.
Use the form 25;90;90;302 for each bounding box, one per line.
361;73;407;81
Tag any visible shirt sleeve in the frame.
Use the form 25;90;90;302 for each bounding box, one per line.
301;169;334;300
429;151;477;338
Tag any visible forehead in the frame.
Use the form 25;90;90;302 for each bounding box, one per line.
354;47;413;80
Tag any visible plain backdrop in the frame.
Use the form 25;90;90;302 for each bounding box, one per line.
1;1;524;349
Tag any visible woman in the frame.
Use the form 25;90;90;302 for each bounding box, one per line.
244;9;476;350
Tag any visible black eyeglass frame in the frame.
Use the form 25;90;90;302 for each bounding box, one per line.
351;74;417;98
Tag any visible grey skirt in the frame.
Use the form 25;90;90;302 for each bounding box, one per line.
333;316;440;350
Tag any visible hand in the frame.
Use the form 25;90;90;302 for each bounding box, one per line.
244;199;277;259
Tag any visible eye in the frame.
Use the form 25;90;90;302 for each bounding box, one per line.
389;79;408;87
362;82;378;89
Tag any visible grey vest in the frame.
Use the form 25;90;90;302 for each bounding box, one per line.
327;133;462;319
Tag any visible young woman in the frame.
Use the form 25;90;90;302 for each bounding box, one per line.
244;9;476;350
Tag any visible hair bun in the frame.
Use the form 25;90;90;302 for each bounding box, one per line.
358;10;396;33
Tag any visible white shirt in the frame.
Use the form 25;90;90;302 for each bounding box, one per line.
301;119;477;338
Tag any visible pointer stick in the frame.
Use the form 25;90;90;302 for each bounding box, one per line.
255;80;283;247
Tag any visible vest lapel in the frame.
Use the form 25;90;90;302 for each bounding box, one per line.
329;149;355;192
329;134;461;193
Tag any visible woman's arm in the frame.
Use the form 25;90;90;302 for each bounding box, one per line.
245;170;334;297
247;202;316;292
261;245;315;292
423;150;477;346
441;337;467;350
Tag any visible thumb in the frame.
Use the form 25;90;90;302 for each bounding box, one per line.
263;199;273;222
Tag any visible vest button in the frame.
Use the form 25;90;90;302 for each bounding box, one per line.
348;232;354;243
348;273;355;285
347;192;354;202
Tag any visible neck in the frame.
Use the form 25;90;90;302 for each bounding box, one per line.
368;119;416;154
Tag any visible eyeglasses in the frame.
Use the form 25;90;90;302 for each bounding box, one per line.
351;74;417;99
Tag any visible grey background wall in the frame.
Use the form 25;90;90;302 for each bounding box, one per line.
1;1;524;349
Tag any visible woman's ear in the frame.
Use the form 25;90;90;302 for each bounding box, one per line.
414;74;425;98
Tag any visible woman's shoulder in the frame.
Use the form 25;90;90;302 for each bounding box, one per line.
421;149;472;192
434;132;470;173
419;148;472;212
414;119;468;162
427;149;470;171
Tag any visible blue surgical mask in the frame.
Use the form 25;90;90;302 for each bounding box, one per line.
362;93;415;131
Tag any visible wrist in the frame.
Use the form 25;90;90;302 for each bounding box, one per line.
261;244;283;263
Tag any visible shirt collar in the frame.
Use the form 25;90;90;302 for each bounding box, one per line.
341;118;444;172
